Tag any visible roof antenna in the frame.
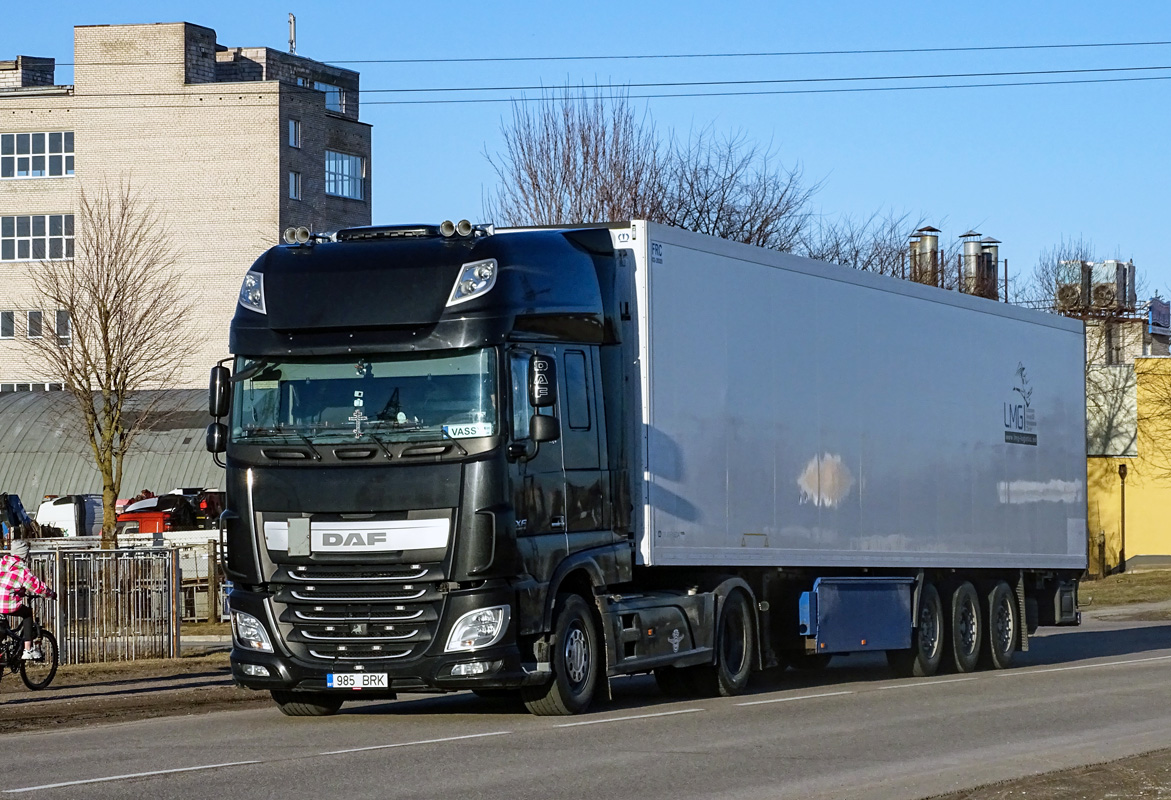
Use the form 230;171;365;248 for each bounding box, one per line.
288;13;297;55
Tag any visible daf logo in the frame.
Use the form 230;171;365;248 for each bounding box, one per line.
322;532;388;547
668;628;684;653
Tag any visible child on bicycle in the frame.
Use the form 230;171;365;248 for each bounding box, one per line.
0;540;56;660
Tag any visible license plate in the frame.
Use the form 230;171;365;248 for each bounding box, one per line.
327;672;388;690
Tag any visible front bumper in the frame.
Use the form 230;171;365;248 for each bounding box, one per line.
228;584;547;695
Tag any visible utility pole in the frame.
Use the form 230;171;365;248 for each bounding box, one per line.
1118;462;1128;573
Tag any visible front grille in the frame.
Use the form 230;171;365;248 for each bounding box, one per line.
271;562;444;664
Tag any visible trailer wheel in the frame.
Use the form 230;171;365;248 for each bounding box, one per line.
887;581;943;678
979;581;1017;670
522;594;599;716
270;690;343;717
947;581;983;673
690;589;755;697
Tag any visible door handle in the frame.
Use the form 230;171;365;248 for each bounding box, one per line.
551;516;566;530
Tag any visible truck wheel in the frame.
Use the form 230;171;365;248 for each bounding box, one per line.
947;581;983;673
522;594;599;716
979;581;1017;670
690;589;755;697
270;690;343;717
887;581;943;678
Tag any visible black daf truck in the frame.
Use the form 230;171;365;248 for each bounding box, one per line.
208;220;1085;717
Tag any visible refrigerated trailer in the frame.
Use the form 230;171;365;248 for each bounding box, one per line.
207;220;1086;716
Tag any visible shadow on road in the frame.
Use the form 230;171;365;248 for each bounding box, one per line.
333;621;1171;720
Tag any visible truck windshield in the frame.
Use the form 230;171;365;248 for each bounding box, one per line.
230;349;497;444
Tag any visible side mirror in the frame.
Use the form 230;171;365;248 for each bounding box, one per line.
209;366;231;418
529;354;556;408
205;422;227;454
530;413;560;443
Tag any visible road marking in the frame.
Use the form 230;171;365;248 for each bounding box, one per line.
3;761;261;794
880;677;977;690
1003;654;1171;676
735;690;854;707
320;731;511;755
555;708;703;727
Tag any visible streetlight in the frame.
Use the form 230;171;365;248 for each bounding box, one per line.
1118;463;1128;574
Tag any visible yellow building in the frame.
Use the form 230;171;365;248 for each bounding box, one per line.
1087;354;1171;574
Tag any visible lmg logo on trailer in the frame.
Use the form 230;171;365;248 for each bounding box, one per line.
1004;362;1038;446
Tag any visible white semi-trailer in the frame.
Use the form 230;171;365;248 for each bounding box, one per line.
208;220;1086;716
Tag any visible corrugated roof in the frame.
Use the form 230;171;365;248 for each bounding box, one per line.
0;390;222;505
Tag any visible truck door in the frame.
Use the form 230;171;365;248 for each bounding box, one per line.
561;348;604;544
510;349;568;576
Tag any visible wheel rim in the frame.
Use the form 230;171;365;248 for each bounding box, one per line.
563;624;590;687
994;596;1014;653
722;603;747;673
959;597;978;655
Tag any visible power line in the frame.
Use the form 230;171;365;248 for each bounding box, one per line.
324;39;1171;65
1;73;1166;111
360;64;1171;94
42;39;1171;68
4;63;1169;102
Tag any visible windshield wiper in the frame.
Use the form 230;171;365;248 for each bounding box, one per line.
356;430;395;460
297;434;323;461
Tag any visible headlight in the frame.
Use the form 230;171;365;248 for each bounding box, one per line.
446;259;497;307
232;610;274;653
444;605;510;652
238;270;266;315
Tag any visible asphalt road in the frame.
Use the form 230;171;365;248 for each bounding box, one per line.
3;612;1170;800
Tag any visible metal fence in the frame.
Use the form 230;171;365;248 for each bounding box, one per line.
24;548;181;664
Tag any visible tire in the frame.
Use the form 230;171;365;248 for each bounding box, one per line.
887;581;944;678
270;690;344;717
522;594;600;716
980;581;1018;670
947;581;983;674
20;629;58;691
690;590;756;697
789;652;833;671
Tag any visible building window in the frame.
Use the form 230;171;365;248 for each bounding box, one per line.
325;151;364;200
27;311;42;339
56;309;70;346
0;311;13;339
314;82;345;113
1;214;75;261
289;171;301;200
289;119;301;148
1;132;74;179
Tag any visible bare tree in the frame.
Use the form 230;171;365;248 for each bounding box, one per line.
798;210;922;276
25;182;197;544
658;127;816;251
484;88;665;225
485;89;815;248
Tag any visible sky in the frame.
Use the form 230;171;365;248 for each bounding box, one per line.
6;1;1171;298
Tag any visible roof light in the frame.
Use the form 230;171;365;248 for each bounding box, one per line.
447;259;497;307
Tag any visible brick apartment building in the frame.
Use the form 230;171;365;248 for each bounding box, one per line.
0;22;372;389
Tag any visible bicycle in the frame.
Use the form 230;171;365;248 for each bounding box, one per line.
1;594;59;691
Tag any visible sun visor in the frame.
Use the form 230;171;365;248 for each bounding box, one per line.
262;240;470;330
